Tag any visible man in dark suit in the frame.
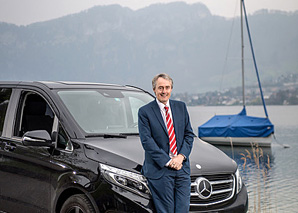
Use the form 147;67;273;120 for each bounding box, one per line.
138;73;194;212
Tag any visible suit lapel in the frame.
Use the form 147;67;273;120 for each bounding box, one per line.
170;100;180;146
151;101;168;135
169;100;178;132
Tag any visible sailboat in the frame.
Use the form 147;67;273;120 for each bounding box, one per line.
198;0;274;147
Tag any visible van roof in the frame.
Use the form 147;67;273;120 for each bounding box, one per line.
0;81;140;91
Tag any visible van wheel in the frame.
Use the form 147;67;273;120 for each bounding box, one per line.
61;194;95;213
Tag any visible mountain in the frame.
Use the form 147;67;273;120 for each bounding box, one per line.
0;2;297;93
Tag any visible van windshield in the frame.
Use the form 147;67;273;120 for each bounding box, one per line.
57;89;153;135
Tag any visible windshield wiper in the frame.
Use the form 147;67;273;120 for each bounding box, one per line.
120;133;139;136
86;133;127;139
104;134;127;139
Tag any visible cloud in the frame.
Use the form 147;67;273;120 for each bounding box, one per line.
1;0;298;25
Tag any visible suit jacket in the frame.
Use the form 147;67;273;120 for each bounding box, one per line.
138;99;194;179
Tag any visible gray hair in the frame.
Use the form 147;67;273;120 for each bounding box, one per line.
152;73;173;89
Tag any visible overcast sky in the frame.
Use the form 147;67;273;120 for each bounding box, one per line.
1;0;298;26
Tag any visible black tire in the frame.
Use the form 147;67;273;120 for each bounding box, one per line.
60;194;95;213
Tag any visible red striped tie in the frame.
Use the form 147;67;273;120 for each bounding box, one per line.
164;106;177;155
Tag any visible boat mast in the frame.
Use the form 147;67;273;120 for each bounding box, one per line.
242;0;269;118
241;0;245;108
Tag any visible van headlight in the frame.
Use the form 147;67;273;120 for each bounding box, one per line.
100;163;151;198
235;168;243;194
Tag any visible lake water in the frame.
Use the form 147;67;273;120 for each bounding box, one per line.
188;105;298;213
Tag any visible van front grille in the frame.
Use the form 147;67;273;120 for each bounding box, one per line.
190;174;235;207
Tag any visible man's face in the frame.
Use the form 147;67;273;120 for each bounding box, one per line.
153;77;172;104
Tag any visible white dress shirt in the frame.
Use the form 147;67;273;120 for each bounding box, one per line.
156;99;173;129
156;99;176;166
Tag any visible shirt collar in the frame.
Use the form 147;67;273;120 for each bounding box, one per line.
156;98;170;111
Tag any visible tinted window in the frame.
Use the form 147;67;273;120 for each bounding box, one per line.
0;88;12;135
58;89;153;135
15;93;55;137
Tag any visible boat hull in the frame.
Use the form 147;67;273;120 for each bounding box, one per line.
200;134;272;147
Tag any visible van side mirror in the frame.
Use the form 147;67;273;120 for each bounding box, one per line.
22;130;53;147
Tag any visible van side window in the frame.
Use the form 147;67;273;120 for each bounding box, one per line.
15;93;54;137
0;88;12;135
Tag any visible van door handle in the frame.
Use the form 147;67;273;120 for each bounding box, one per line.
4;143;16;151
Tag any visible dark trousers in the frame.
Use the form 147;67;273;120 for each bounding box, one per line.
147;168;191;213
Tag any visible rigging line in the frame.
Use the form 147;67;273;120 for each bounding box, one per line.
241;0;245;107
273;134;290;148
242;0;269;118
216;0;239;112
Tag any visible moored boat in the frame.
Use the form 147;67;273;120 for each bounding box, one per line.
199;107;274;147
198;0;274;147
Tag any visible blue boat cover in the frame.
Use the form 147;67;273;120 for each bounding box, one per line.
198;107;274;138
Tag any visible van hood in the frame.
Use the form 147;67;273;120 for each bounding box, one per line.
83;136;237;175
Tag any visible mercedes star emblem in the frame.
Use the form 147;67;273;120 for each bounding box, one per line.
195;177;212;199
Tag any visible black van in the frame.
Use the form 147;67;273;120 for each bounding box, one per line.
0;81;248;212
